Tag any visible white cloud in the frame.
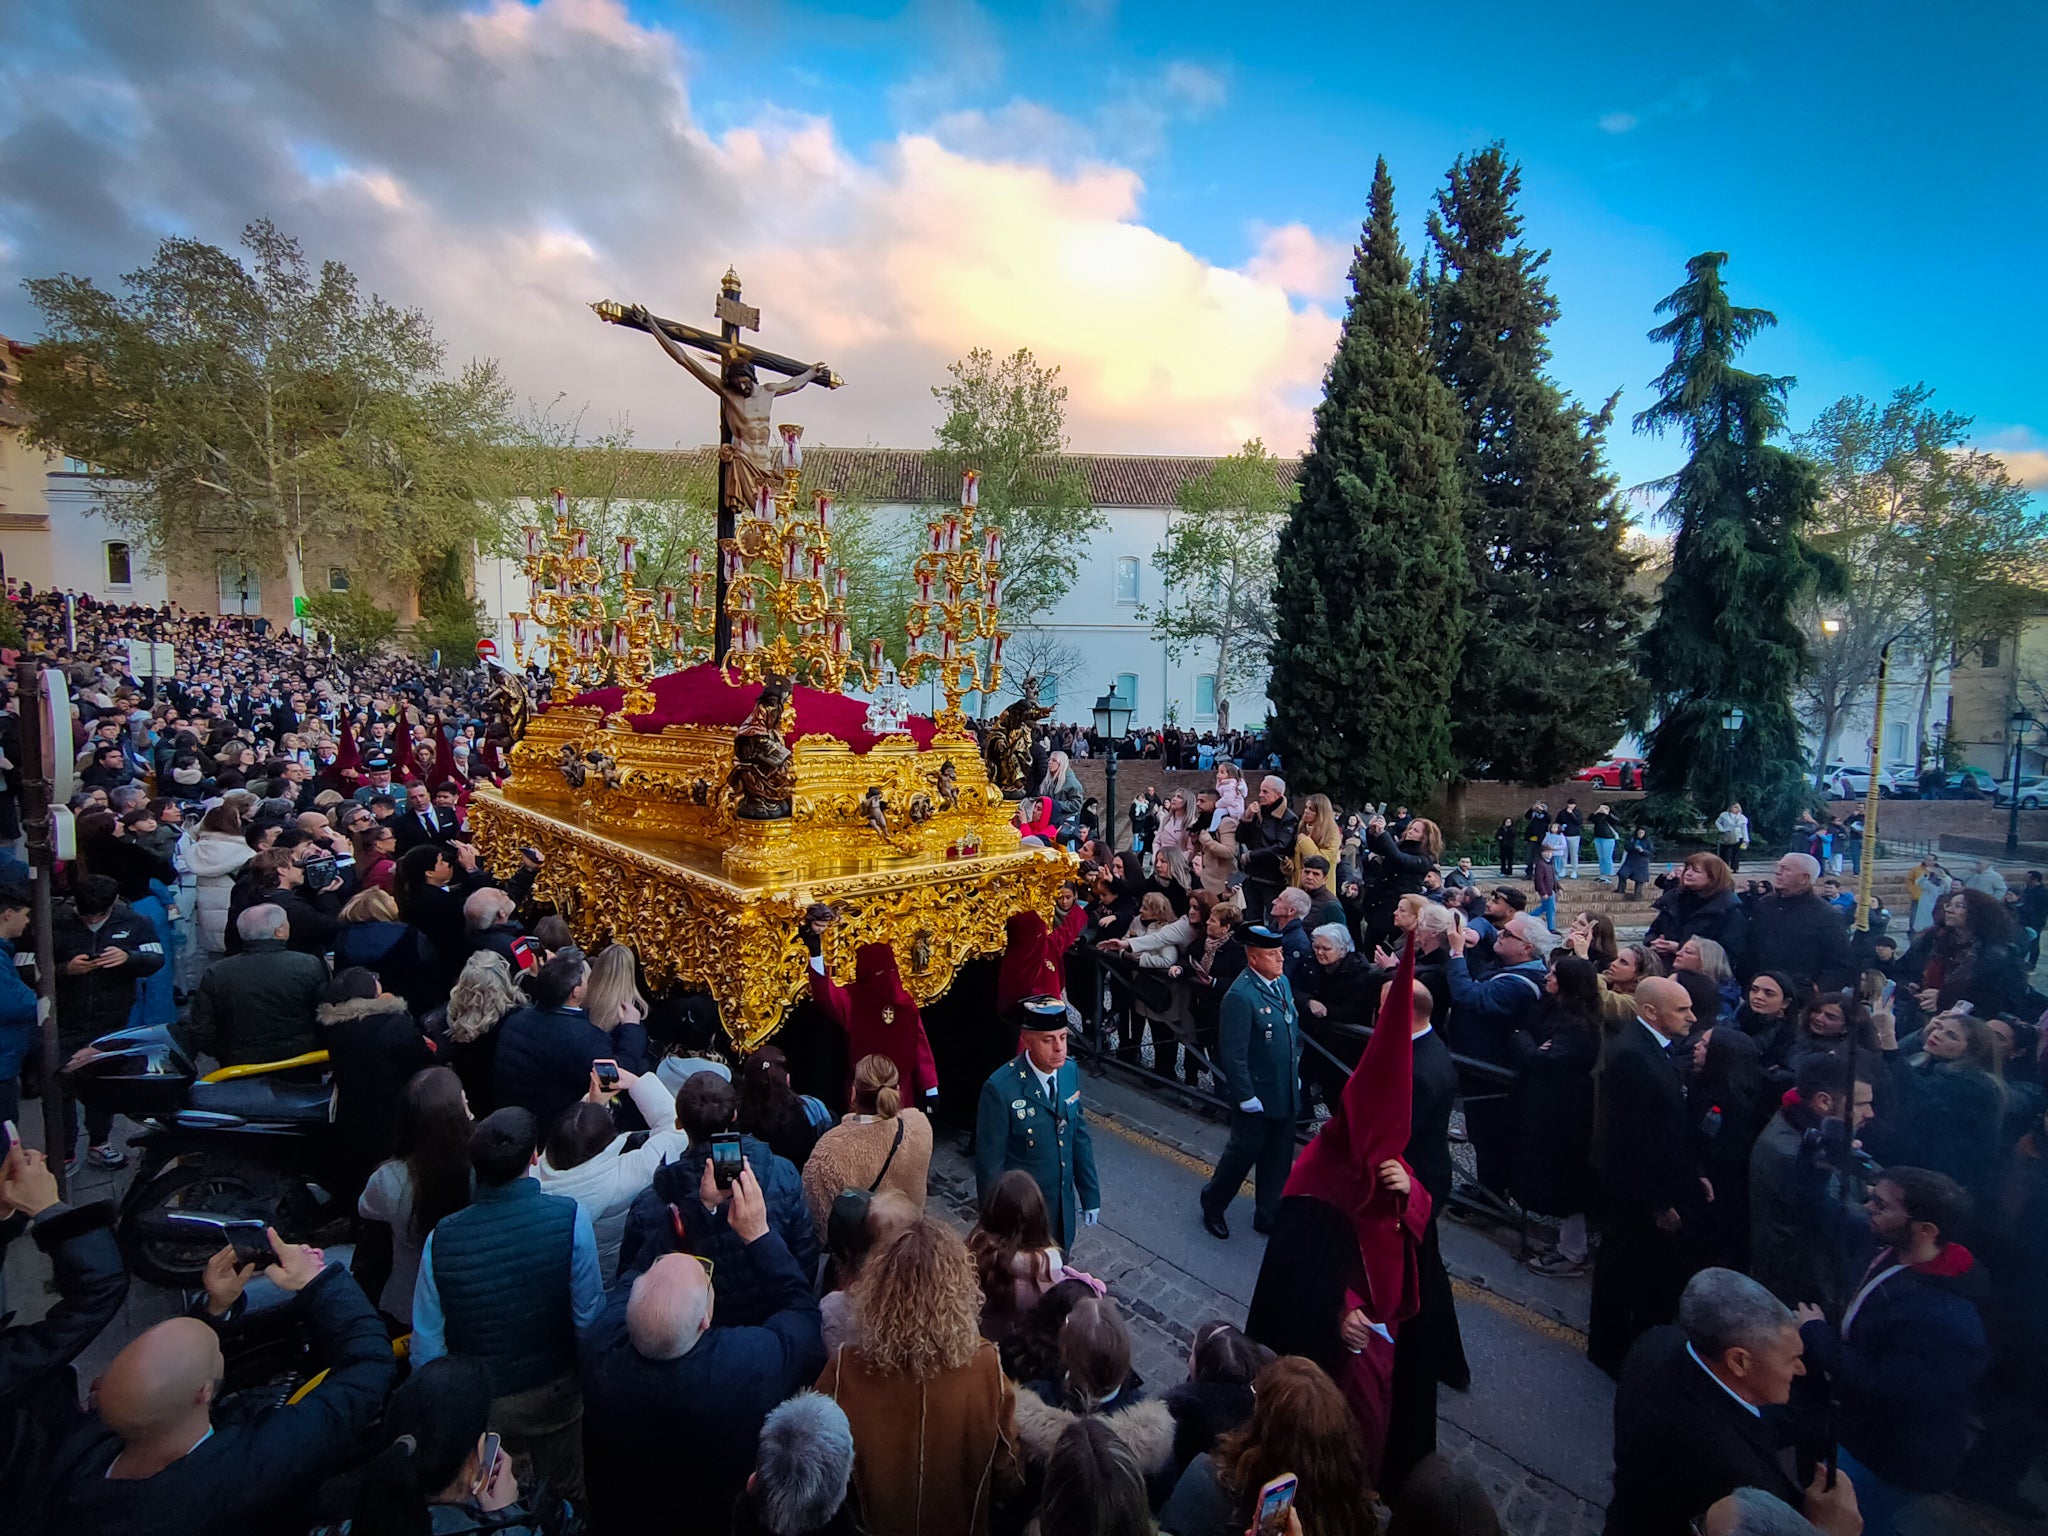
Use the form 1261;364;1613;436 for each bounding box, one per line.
1243;222;1350;303
1993;450;2048;491
0;0;1333;457
1598;112;1638;134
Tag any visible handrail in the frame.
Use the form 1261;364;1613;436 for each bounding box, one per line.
198;1050;331;1084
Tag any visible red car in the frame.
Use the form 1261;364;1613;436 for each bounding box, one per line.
1573;755;1646;789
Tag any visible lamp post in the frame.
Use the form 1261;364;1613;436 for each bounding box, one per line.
1092;682;1135;852
2008;706;2036;858
1720;704;1745;812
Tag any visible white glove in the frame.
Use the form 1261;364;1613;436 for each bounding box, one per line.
1239;1097;1263;1115
1081;1209;1099;1226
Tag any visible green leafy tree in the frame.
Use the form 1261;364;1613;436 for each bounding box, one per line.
302;587;400;659
409;548;491;663
18;219;508;608
1633;252;1838;829
1268;158;1470;806
1140;439;1295;733
1422;145;1645;816
931;348;1105;623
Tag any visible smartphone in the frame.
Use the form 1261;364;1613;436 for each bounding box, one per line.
593;1058;620;1091
2;1119;16;1153
223;1220;280;1268
472;1432;502;1497
710;1131;744;1190
1255;1472;1299;1536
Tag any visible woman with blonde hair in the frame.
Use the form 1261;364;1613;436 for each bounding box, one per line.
817;1217;1024;1534
583;944;649;1032
1295;792;1343;872
802;1052;934;1236
331;884;439;1008
1674;934;1741;1020
436;949;523;1114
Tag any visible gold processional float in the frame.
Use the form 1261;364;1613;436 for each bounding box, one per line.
469;274;1071;1048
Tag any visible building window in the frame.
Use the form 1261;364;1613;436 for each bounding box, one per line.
104;542;132;587
1114;673;1139;716
62;456;96;475
1195;674;1217;717
1979;638;2001;668
328;567;351;592
1114;557;1140;604
218;559;260;615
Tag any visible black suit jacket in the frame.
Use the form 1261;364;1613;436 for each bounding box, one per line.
1605;1325;1802;1536
393;807;460;851
1407;1027;1458;1207
1594;1020;1693;1223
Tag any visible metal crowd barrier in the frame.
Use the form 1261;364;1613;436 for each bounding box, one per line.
1064;943;1527;1227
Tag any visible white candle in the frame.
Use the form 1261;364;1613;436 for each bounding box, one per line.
523;525;541;558
661;588;677;621
833;567;847;601
688;549;703;577
962;470;979;508
554;490;568;521
817;494;833;532
618;536;636;575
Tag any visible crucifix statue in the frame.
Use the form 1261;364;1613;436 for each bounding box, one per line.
593;270;841;661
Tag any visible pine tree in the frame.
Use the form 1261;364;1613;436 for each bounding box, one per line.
1424;146;1645;808
1634;252;1836;828
1268;159;1469;806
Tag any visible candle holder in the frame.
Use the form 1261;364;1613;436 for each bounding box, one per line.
899;471;1006;736
513;489;697;716
682;424;890;699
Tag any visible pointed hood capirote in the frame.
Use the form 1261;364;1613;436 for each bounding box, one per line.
1280;930;1430;1325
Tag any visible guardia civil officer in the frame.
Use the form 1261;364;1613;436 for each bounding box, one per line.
1200;923;1301;1240
973;994;1101;1249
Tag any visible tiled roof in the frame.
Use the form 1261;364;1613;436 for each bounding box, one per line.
651;446;1299;509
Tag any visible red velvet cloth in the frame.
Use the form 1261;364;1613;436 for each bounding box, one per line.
566;664;937;754
1283;932;1429;1326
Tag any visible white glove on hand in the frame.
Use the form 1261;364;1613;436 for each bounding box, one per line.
1081;1209;1099;1226
1239;1097;1263;1115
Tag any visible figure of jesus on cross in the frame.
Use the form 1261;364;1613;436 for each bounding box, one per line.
594;270;840;661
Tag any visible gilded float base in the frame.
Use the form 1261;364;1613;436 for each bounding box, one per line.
468;787;1076;1050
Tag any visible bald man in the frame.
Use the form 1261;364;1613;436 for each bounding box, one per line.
1589;976;1704;1376
580;1160;825;1535
31;1229;394;1535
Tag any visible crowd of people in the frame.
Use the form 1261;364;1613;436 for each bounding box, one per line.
0;593;2044;1536
1011;759;2045;1535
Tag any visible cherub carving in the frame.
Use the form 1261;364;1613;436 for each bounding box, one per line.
558;743;587;788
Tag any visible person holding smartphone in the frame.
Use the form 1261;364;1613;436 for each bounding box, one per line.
318;1357;561;1535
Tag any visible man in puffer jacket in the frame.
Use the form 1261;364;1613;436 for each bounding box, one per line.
618;1072;818;1318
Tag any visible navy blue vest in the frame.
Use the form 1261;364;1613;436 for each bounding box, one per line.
430;1177;579;1396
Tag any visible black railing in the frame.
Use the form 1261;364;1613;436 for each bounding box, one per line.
1063;944;1527;1227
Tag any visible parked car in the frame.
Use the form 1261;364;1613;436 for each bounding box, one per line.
1994;775;2047;809
1573;755;1646;789
1933;768;2001;800
1820;761;1898;799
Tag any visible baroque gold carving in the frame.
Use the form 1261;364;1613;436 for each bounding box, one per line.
469;788;1074;1050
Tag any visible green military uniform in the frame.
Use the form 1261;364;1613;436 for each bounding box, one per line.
974;1053;1101;1249
1200;941;1302;1236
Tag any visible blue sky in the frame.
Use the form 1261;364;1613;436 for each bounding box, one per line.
1;0;2042;499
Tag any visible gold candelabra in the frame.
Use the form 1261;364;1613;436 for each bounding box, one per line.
510;490;693;717
899;470;1006;735
704;423;886;696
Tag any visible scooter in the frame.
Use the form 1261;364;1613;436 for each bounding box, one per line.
65;1024;352;1286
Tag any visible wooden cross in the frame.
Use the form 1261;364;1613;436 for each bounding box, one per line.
593;270;841;662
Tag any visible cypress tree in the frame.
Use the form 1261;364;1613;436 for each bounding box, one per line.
1268;158;1469;807
1634;252;1835;827
1424;145;1645;803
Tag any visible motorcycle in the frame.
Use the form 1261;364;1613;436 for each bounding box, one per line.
65;1024;352;1286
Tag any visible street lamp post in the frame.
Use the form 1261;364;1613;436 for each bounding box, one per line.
1092;682;1135;852
2008;706;2035;858
1720;704;1745;811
